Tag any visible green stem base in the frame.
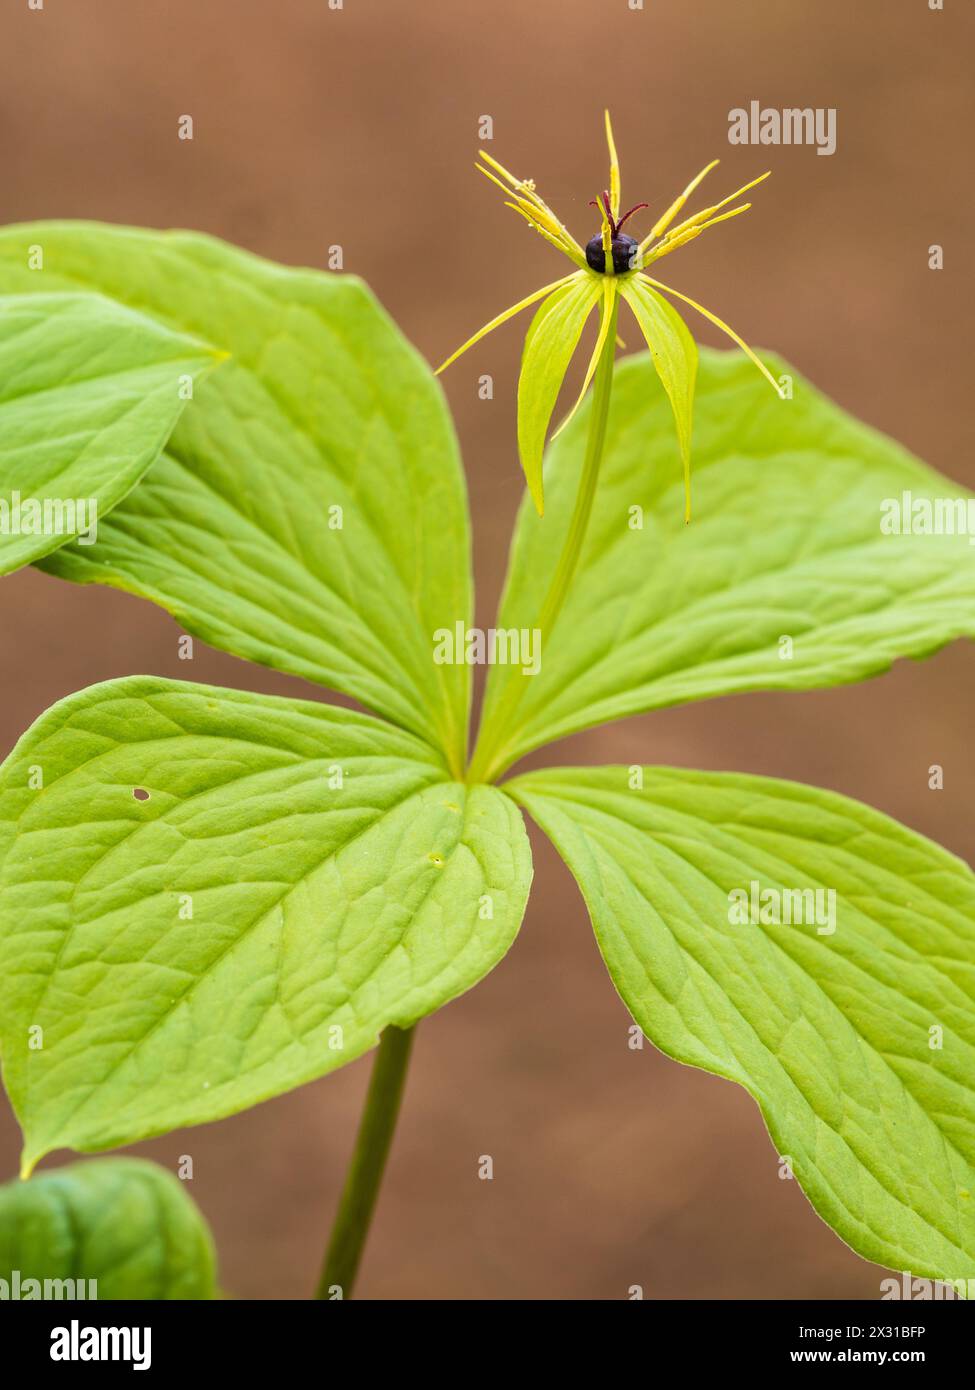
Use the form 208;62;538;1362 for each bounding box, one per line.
315;1024;415;1300
318;285;622;1298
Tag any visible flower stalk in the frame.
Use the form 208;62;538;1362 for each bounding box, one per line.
321;117;783;1297
467;290;620;787
537;291;620;638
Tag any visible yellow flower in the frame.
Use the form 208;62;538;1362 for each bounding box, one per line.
437;112;781;521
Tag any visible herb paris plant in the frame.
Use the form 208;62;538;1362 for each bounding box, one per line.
438;112;780;522
0;115;974;1300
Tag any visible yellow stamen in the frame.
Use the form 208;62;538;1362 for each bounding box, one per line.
496;187;571;243
476;159;584;262
477;150;527;192
651;171;770;251
604;109;621;219
644;203;753;264
503;201;588;267
705;202;752;225
478;152;558;223
435;273;582;375
476;163;553;226
644;159;720;246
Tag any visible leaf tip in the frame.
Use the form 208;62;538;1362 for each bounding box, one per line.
526;476;544;515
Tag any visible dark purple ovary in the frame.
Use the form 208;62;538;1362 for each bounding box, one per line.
585;233;639;274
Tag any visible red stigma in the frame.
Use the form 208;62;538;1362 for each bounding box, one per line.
588;195;649;238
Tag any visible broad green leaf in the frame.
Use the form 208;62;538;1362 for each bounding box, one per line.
0;677;532;1169
0;292;219;576
508;765;975;1287
618;278;697;521
0;224;472;771
518;275;601;514
0;1158;217;1300
476;350;975;779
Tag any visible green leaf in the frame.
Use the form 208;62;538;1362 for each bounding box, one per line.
0;1157;218;1300
518;275;601;513
509;765;975;1287
618;278;697;521
0;224;472;771
0;677;532;1169
478;350;975;777
0;292;219;576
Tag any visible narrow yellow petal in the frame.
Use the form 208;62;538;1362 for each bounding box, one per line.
477;150;525;192
643;203;753;264
477;152;553;220
477;164;553;228
604;109;621;219
476;160;518;199
552;280;617;438
435;273;581;374
652;171;770;249
704;202;752;225
478;162;557;230
643;159;720;248
713;169;770;211
641;274;783;395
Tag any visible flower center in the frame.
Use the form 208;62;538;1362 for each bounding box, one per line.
585;232;639;275
585;192;648;274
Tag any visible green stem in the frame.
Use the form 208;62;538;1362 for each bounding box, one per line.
318;290;618;1298
315;1024;415;1300
468;290;620;785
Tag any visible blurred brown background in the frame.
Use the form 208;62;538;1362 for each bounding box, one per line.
2;0;973;1300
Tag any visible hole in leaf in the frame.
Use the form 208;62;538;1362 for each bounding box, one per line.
133;788;150;802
